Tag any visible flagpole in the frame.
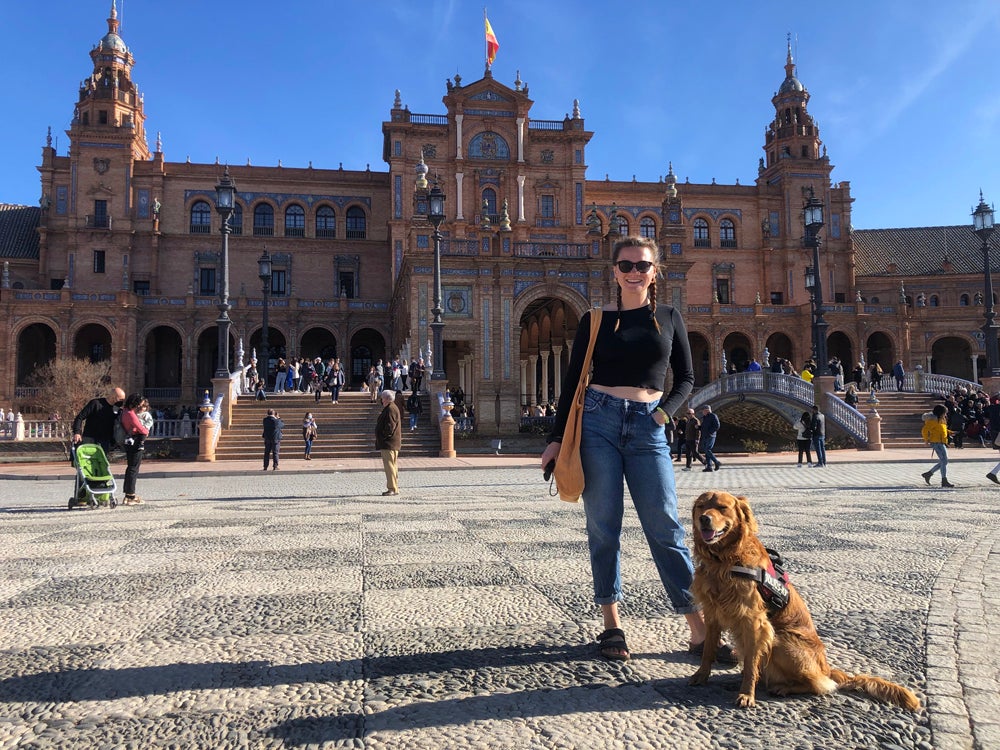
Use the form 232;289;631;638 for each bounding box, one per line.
484;7;489;71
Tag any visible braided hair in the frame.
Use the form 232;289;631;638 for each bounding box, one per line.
611;236;662;333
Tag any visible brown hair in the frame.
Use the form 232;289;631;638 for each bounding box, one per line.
611;236;662;332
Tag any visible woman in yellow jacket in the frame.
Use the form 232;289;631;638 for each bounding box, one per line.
921;404;955;487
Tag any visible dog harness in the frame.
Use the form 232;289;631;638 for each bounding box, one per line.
731;548;790;612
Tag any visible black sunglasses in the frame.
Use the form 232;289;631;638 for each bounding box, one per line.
615;260;654;273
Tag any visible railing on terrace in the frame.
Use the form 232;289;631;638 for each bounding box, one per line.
513;242;590;258
689;372;816;409
823;393;868;443
144;388;182;401
14;387;39;399
442;239;480;256
409;114;449;125
920;372;982;396
527;120;565;130
519;416;555;433
17;420;68;440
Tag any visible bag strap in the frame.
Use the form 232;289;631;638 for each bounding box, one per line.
578;308;603;385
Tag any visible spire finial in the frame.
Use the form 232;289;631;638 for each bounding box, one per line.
110;0;117;20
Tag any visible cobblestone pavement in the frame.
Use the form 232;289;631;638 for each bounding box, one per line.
0;457;997;749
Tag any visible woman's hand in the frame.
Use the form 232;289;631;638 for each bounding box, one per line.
540;441;560;469
652;410;667;427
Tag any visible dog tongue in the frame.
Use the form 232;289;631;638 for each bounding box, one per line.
701;529;717;542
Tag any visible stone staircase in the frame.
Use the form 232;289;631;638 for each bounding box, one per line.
214;390;440;460
861;390;940;449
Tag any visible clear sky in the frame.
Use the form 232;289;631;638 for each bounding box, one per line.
4;0;999;229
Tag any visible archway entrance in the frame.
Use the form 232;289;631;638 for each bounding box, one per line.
73;323;112;363
195;328;236;391
248;327;285;386
722;332;752;373
144;326;182;396
931;337;973;380
689;332;711;386
828;330;853;376
865;331;895;373
16;323;57;386
764;332;794;371
349;328;385;388
518;297;581;408
300;327;337;361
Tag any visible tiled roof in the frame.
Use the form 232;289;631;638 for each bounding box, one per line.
853;225;1000;277
0;204;40;260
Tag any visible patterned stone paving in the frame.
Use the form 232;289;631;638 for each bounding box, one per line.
0;460;997;748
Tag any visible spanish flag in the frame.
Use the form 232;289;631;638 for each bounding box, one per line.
485;16;499;67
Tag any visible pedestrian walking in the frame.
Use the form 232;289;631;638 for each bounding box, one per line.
699;404;721;472
921;404;954;487
892;359;906;391
262;409;283;471
406;391;422;431
120;394;152;505
302;412;318;460
810;404;827;467
683;408;704;470
376;390;401;495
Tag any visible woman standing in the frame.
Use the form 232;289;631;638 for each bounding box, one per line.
921;404;955;487
328;363;345;404
120;393;151;505
795;410;813;467
302;412;318;460
540;236;734;664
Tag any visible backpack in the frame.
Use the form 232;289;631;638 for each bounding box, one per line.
113;410;128;448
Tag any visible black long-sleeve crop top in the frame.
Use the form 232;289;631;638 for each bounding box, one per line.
547;305;695;443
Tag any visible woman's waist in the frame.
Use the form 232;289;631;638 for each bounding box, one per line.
588;384;661;402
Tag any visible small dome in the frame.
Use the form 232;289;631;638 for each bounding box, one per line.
99;32;128;54
779;75;804;94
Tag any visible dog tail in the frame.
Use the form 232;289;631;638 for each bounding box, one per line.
829;669;920;711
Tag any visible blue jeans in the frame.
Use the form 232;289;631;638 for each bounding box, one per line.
579;389;696;613
812;435;827;466
700;434;719;468
409;412;418;430
927;442;948;479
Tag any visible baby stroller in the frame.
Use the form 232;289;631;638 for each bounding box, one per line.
69;443;118;510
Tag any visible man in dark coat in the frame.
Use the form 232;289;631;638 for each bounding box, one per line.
375;390;402;495
262;409;284;471
72;386;125;453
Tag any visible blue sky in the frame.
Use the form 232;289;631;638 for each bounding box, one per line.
5;0;999;229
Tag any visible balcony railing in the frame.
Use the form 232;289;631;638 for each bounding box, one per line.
86;215;111;229
253;225;274;237
284;227;305;238
442;239;479;256
189;224;211;234
527;120;565;131
346;229;367;240
513;242;590;258
316;228;336;239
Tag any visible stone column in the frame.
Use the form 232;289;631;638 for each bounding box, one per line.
552;345;563;400
517;175;526;222
527;354;538;406
972;355;980;384
211;376;234;428
197;414;219;461
455;172;465;220
865;408;884;451
520;359;528;407
455;114;464;159
540;350;550;405
516;117;525;162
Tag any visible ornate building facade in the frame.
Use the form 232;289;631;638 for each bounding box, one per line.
1;6;997;429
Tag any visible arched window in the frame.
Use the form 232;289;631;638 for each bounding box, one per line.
960;294;970;306
284;204;305;237
482;188;497;217
720;219;737;248
316;206;336;238
640;217;656;238
615;215;629;236
346;206;366;239
189;201;211;234
253;204;274;236
229;204;243;235
929;295;939;307
693;218;710;247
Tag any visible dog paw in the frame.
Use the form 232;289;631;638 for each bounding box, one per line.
689;669;711;685
735;693;756;708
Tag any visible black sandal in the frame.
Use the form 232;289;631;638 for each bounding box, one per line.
689;640;739;665
597;628;631;662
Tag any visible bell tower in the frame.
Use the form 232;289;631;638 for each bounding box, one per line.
759;39;826;178
71;1;149;161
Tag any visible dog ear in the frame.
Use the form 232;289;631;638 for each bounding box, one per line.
735;496;759;535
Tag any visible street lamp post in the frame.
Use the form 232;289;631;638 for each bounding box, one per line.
258;246;272;386
803;189;828;368
974;191;998;377
213;167;237;378
428;182;447;381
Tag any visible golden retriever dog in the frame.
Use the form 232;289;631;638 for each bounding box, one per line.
688;490;920;711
